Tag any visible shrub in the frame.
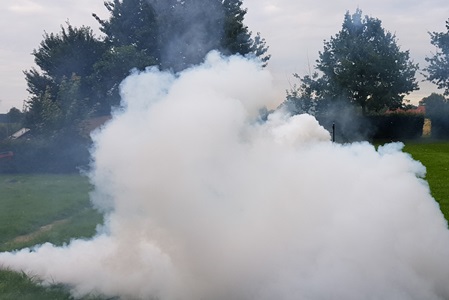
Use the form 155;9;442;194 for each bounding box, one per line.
421;93;449;139
0;135;90;174
368;112;424;140
430;118;449;139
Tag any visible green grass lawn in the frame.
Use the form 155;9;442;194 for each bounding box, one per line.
0;174;104;299
403;140;449;220
0;269;75;300
0;141;448;299
0;174;102;251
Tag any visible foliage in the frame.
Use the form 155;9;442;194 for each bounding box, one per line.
286;9;418;116
23;0;269;135
90;45;157;111
6;107;24;124
93;0;269;71
420;93;449;138
0;134;90;174
35;75;90;135
283;73;321;115
93;0;159;53
421;93;448;117
425;19;449;95
368;112;424;140
0;107;23;140
154;0;225;70
221;0;270;66
30;24;106;80
91;0;161;108
24;24;107;135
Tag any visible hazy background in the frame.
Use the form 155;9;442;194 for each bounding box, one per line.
1;0;449;112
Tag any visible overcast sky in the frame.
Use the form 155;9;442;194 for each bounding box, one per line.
1;0;449;113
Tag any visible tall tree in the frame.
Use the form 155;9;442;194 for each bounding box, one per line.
288;9;418;115
221;0;270;65
6;107;23;124
28;24;106;82
420;93;449;138
420;93;448;118
150;0;225;70
93;0;270;71
93;0;159;57
425;19;449;96
90;45;157;113
24;24;106;132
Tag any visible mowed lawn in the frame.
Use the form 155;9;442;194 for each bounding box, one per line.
403;141;449;220
0;141;448;299
0;174;104;300
0;174;102;252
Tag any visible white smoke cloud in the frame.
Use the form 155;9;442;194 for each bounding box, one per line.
1;51;449;300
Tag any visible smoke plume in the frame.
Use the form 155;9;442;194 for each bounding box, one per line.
1;51;449;300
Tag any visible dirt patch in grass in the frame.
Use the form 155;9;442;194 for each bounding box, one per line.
11;219;69;244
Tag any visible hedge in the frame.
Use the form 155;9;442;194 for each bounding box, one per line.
368;113;424;140
429;117;449;139
0;135;90;174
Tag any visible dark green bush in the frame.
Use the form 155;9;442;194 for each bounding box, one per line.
430;118;449;139
317;113;373;143
0;135;90;174
368;113;424;140
421;93;449;139
315;108;424;142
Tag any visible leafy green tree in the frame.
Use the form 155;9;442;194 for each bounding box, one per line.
90;45;157;113
27;75;89;136
93;0;160;56
93;0;269;71
289;9;418;115
425;19;449;95
420;93;449;138
24;0;270;133
6;107;23;124
283;73;320;115
420;93;448;118
92;0;160;107
24;24;107;133
30;24;106;80
221;0;270;65
153;0;225;70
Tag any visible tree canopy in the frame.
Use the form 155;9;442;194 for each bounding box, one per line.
24;0;270;136
285;9;419;115
93;0;270;71
24;24;107;134
425;19;449;96
420;93;449;138
420;93;448;118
